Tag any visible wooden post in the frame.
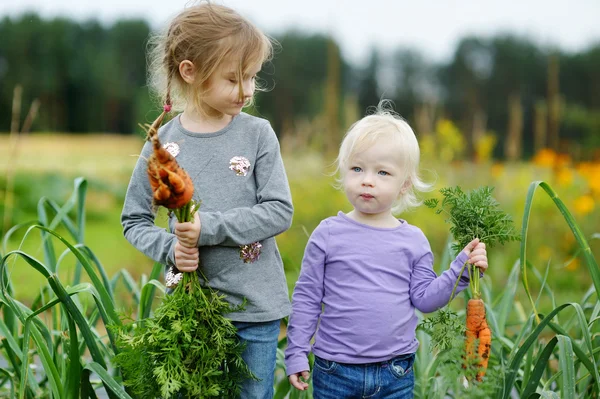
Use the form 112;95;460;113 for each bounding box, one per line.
504;92;523;161
534;100;547;153
547;54;560;152
325;37;341;157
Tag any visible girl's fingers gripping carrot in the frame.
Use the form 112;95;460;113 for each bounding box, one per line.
174;212;201;248
461;238;480;256
468;242;488;272
174;241;199;272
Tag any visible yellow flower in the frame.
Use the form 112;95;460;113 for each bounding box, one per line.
537;245;552;260
564;257;580;272
577;162;600;197
573;194;595;216
532;148;556;167
555;167;573;187
434;119;465;162
420;135;436;161
491;163;504;179
590;180;600;198
554;153;571;169
474;133;497;163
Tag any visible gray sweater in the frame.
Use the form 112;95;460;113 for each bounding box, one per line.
121;112;293;322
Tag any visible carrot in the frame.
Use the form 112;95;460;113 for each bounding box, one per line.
153;180;171;202
143;108;195;215
425;187;518;385
167;169;186;194
476;319;491;381
464;298;492;382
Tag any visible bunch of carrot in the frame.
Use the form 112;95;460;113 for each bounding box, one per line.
449;259;492;382
465;293;491;381
425;186;519;384
144;111;196;222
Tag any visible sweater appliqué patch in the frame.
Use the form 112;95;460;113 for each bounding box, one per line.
165;266;183;288
229;156;251;176
239;242;262;263
163;142;180;157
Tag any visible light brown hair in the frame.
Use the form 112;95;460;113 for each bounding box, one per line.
146;1;273;127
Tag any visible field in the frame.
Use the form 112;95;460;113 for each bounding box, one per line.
1;133;598;305
1;133;600;398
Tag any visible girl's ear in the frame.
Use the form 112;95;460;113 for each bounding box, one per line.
179;60;196;84
399;179;412;196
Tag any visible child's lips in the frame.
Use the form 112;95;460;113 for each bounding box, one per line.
360;193;374;199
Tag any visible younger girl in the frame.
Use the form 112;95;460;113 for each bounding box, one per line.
284;103;487;398
121;3;293;398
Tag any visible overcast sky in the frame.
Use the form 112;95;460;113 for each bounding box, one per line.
1;0;599;65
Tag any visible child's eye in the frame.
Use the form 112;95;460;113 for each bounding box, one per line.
229;79;238;84
378;170;390;176
351;167;362;172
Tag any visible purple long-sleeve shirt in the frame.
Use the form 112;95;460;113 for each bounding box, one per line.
284;212;471;376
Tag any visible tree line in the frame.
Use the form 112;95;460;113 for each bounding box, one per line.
1;13;599;160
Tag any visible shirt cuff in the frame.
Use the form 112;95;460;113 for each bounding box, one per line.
167;237;177;266
286;359;310;377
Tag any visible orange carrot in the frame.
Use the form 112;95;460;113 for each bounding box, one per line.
464;298;492;382
167;169;186;194
143;110;195;212
476;319;491;381
153;180;171;202
464;325;477;367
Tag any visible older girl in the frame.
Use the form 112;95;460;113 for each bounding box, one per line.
121;3;293;398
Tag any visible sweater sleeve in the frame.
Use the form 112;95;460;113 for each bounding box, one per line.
198;122;293;246
284;221;328;376
120;142;177;266
409;237;471;313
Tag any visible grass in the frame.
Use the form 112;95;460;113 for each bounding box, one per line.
1;133;600;398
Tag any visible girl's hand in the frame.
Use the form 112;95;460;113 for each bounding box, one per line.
174;241;199;272
462;238;488;272
289;370;310;391
174;212;201;248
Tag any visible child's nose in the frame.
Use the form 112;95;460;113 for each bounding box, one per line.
242;81;255;98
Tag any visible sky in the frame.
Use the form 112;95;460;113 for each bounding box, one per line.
1;0;599;66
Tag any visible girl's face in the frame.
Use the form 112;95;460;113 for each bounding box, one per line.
343;139;406;220
201;60;261;118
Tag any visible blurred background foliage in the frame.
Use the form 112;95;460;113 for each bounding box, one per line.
0;13;599;307
1;13;599;160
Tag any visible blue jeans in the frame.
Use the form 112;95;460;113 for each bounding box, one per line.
312;353;415;399
232;319;281;399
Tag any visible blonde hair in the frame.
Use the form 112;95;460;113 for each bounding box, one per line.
335;100;433;214
146;1;273;123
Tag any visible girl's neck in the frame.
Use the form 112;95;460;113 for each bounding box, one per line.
180;106;233;134
346;210;400;228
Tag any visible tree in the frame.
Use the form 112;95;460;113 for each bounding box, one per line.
254;31;348;144
357;49;381;113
